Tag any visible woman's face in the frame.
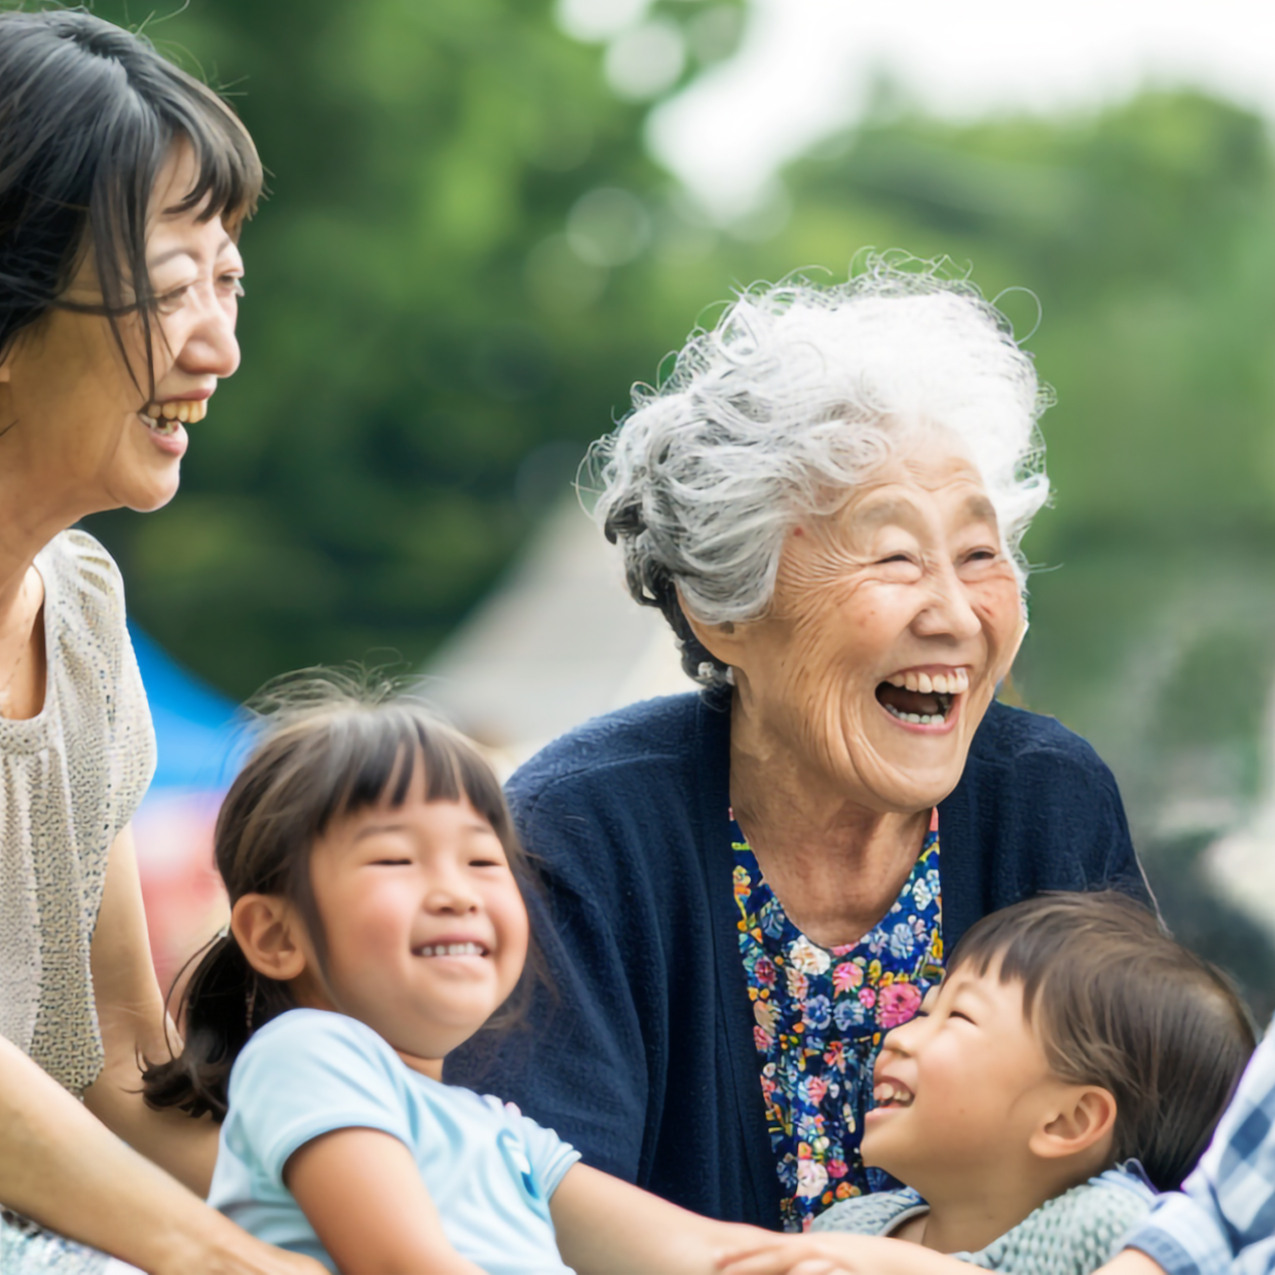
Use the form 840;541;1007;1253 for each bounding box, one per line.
711;432;1025;814
0;145;243;518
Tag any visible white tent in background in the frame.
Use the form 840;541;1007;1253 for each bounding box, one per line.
420;497;688;775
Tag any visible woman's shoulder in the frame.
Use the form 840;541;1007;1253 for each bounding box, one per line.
507;691;719;805
970;700;1108;768
37;529;127;616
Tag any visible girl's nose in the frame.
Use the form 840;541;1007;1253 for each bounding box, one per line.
426;879;481;915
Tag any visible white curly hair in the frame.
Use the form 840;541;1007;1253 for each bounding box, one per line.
587;254;1053;685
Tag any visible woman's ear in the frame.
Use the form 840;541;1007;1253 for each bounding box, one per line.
231;893;309;983
1030;1086;1117;1163
676;584;746;670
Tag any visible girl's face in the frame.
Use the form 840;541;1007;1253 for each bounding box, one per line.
298;775;530;1075
0;143;243;519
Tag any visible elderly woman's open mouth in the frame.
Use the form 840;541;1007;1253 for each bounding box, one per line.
875;668;970;727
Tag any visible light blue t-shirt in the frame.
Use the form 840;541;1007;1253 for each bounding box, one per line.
209;1009;581;1274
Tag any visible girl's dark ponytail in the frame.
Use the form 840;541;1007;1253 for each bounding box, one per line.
142;932;294;1120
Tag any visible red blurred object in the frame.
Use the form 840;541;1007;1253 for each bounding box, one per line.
133;790;229;998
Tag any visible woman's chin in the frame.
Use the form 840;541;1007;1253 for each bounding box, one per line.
118;467;182;514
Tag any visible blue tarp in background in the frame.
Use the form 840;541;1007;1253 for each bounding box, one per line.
128;623;248;792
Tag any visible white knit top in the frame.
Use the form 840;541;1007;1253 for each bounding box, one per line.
0;531;155;1093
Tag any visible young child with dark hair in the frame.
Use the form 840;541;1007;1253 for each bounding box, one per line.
141;680;790;1274
718;892;1256;1275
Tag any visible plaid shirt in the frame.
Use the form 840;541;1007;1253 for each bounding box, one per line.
1126;1025;1275;1274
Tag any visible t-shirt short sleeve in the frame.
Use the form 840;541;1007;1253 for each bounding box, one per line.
225;1010;414;1186
501;1101;581;1200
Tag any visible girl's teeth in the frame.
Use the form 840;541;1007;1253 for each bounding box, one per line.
417;942;485;957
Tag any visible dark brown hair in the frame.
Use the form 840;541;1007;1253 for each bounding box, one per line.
142;674;540;1121
0;7;262;391
948;891;1256;1191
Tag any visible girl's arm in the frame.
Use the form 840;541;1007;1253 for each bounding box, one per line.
285;1127;487;1275
83;824;220;1196
0;1031;323;1274
549;1162;773;1275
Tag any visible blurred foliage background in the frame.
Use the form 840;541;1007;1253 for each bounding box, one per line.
83;0;1275;1011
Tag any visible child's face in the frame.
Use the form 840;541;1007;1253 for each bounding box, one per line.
862;962;1067;1191
300;774;529;1070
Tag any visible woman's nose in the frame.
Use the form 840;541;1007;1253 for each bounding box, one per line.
914;562;981;642
175;299;240;381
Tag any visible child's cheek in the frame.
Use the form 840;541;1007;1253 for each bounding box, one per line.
344;883;413;951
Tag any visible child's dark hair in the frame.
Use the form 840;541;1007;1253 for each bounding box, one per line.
948;891;1256;1191
142;674;539;1121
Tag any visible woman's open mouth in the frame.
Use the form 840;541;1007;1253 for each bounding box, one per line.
138;399;207;438
875;668;969;727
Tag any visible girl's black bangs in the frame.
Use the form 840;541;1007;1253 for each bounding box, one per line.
315;707;504;836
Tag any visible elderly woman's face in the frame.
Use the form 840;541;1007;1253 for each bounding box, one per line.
716;434;1024;813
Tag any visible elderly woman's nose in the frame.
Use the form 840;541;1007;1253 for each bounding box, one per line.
914;562;981;640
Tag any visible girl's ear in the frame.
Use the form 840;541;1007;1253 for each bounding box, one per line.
1030;1086;1118;1162
231;893;308;983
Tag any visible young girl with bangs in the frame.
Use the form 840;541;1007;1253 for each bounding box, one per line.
143;681;781;1274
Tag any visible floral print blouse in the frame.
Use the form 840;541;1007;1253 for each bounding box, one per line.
732;811;943;1231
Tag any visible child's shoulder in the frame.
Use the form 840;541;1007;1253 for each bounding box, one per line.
231;1008;405;1095
243;1007;391;1057
972;1165;1155;1273
811;1187;928;1236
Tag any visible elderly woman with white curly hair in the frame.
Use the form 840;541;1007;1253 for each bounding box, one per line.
447;258;1153;1233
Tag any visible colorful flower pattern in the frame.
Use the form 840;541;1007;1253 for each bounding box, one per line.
733;814;943;1231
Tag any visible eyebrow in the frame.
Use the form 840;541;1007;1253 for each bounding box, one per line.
854;498;919;528
147;235;235;270
960;493;999;524
855;492;1000;530
353;821;412;841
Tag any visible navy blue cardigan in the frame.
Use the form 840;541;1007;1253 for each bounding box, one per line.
445;693;1151;1230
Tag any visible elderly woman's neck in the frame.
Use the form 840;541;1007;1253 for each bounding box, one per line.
729;697;933;947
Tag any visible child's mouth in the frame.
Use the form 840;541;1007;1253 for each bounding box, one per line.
413;941;489;958
873;1079;915;1108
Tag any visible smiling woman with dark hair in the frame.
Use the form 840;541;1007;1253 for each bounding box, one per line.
0;10;320;1274
448;258;1155;1233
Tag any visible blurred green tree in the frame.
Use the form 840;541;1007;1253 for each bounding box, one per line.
86;0;743;696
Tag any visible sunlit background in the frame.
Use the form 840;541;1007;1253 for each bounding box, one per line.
83;0;1275;1014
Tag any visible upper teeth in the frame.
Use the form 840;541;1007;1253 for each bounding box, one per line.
416;942;485;957
142;399;207;424
885;669;970;695
874;1081;913;1106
